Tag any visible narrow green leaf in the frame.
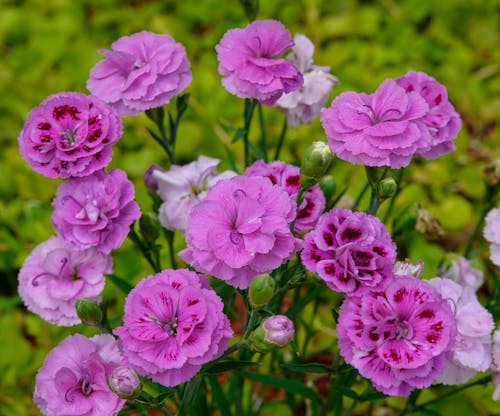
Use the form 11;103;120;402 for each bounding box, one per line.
176;93;190;118
285;286;322;319
207;375;232;416
281;363;332;374
107;274;133;294
231;127;248;143
201;359;258;375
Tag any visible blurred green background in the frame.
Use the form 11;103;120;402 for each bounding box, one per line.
2;0;500;414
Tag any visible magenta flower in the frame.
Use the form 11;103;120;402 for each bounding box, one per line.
484;207;500;267
321;78;430;168
215;19;303;105
179;175;299;289
51;169;141;254
154;156;235;231
276;34;338;126
18;92;122;178
18;236;111;326
338;276;456;397
34;334;125;416
87;31;192;116
114;269;233;387
301;208;396;296
429;278;493;385
396;71;462;159
245;159;325;234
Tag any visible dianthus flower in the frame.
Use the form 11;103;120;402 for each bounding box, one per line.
114;269;233;387
34;334;125;416
153;156;235;231
429;278;493;385
18;92;122;178
320;78;430;168
180;175;298;289
301;208;396;295
337;276;456;396
492;328;500;400
215;19;303;105
87;31;192;116
484;207;500;267
51;169;141;254
18;236;111;326
396;71;462;159
244;159;325;234
438;255;484;292
275;34;338;126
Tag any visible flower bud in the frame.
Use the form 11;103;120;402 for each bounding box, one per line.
376;178;397;200
319;175;336;202
300;141;333;188
75;298;102;326
248;274;274;310
109;366;142;400
415;208;444;241
143;163;164;193
249;315;294;353
484;159;500;186
139;212;161;243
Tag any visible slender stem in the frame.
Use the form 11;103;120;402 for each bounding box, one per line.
128;228;161;273
243;98;257;167
165;230;177;269
222;340;245;357
352;182;370;211
367;188;381;215
274;117;288;160
290;186;307;232
257;103;268;162
383;168;405;223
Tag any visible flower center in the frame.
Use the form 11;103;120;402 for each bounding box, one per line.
32;257;77;286
62;130;77;145
64;372;93;402
230;230;242;245
394;320;413;340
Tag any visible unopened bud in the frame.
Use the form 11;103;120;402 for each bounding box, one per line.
109;366;142;400
139;212;161;243
249;315;294;353
300;141;333;187
376;178;397;200
319;175;336;202
415;208;444;241
143;163;164;193
484;159;500;186
75;298;102;326
248;274;274;310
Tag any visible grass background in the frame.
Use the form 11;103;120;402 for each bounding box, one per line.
1;0;500;414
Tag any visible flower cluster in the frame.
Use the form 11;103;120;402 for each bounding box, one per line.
34;334;125;416
321;72;461;168
114;269;233;386
301;208;397;295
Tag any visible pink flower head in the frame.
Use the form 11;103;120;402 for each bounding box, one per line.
438;256;484;292
492;329;500;400
215;19;303;105
18;236;111;326
87;31;192;116
276;34;338;126
263;315;295;347
484;207;500;267
34;334;125;416
51;169;141;254
321;78;430;168
337;275;456;397
114;269;233;387
301;208;396;296
18;92;122;178
154;156;236;231
396;71;462;159
245;159;325;234
429;278;493;385
180;175;298;289
143;163;164;193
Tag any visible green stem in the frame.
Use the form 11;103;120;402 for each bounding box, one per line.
257;102;268;162
367;188;381;215
165;230;177;269
352;182;370;211
128;228;161;273
274;117;288;160
243;98;257;167
383;168;405;223
290;186;307;232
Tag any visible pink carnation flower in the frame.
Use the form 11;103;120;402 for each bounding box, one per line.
301;208;396;296
492;329;500;400
18;236;111;326
154;156;235;231
337;276;456;397
438;256;484;292
87;31;192;116
18;92;122;178
484;207;500;267
51;169;141;254
180;175;299;289
215;19;303;105
321;78;430;168
245;159;325;234
396;71;462;159
34;334;125;416
276;34;338;126
114;269;233;387
429;278;493;385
